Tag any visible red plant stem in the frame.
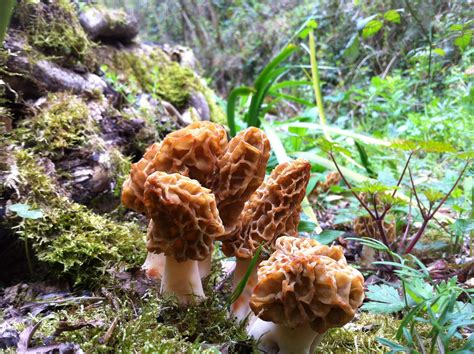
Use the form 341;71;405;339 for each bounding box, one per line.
380;152;414;219
404;162;469;254
409;167;427;219
329;153;376;219
398;193;413;252
329;152;393;255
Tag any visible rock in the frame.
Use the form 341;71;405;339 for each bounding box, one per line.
181;107;201;125
80;8;139;43
100;114;146;151
163;44;198;71
0;328;18;349
33;60;106;94
188;91;211;121
56;146;113;204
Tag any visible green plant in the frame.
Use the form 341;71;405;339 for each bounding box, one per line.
354;238;474;353
0;0;15;44
226;44;297;136
329;142;470;255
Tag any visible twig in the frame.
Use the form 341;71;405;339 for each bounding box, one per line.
99;317;119;345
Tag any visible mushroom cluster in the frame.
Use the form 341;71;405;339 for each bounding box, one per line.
248;236;365;354
121;121;270;303
221;158;311;321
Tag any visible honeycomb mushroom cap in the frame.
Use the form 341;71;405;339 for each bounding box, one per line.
221;158;311;259
121;121;228;214
354;215;396;242
122;142;161;213
213;127;270;232
250;236;365;333
144;171;224;262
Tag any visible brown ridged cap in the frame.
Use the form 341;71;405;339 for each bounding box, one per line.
221;158;311;259
213;127;270;232
354;215;396;242
144;171;224;262
250;236;365;333
122;142;161;214
121;121;228;214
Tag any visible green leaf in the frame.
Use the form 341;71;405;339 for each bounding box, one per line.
298;218;317;233
390;140;418;151
383;10;400;24
376;337;411;352
311;230;344;244
307;19;318;29
228;245;262;305
298;27;311;40
226;86;254;136
8;203;43;219
305;176;319;196
454;32;472;51
434;48;446;56
362;284;405;314
342;34;360;63
456;151;474;159
422;189;444;203
448;24;464;32
405;277;434;304
355;141;375;177
0;0;16;45
353;181;396;194
362;20;383;38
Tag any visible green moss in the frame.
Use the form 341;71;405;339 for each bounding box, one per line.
17;93;98;160
12;149;145;288
318;313;400;353
202;86;226;124
16;0;95;67
101;46;226;123
22;291;247;353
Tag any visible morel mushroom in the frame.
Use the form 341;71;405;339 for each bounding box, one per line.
144;171;224;303
248;236;365;354
221;158;311;321
213;127;270;233
122;121;227;278
122;121;228;214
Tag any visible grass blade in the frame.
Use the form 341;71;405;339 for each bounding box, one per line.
226;86;254;136
0;0;15;44
228;245;262;305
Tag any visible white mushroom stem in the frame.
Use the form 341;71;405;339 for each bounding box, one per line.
142;252;165;280
198;255;212;278
248;318;325;354
230;258;258;322
160;256;204;304
143;252;212;280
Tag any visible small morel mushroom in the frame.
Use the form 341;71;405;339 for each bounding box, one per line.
353;215;396;242
248;236;365;354
122;121;228;214
221;158;311;321
144;171;224;304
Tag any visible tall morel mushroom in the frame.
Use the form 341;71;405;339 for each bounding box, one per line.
221;158;311;321
213;127;270;233
143;171;224;303
248;236;365;354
